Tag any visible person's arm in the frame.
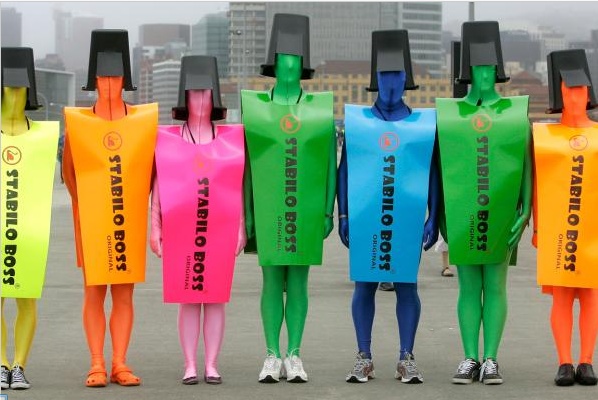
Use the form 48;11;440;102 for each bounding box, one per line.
508;127;532;247
324;126;337;238
243;152;255;241
337;140;349;247
422;140;440;250
149;173;163;257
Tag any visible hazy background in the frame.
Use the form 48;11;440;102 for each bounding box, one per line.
4;1;598;59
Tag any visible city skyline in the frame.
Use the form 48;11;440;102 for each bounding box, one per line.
3;1;598;61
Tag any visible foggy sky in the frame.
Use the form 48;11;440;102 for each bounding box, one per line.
3;1;598;60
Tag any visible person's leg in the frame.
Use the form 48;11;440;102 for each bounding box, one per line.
578;288;598;364
203;303;225;380
550;286;576;365
285;266;310;357
1;298;9;368
351;281;378;358
481;262;509;360
178;303;201;382
456;265;483;360
109;283;140;386
13;298;37;368
395;283;421;359
261;266;286;357
83;284;108;386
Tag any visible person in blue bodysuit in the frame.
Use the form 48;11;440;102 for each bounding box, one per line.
338;30;439;384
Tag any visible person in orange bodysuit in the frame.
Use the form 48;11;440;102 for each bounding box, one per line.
533;49;598;386
62;30;157;388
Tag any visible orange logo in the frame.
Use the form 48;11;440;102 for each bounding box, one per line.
2;146;22;165
379;132;400;152
569;135;588;151
280;114;301;134
194;154;210;172
103;131;123;151
471;113;492;133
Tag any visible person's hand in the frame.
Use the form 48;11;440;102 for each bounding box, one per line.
324;216;334;239
338;218;349;248
236;221;247;256
422;218;439;251
508;215;529;248
150;228;162;258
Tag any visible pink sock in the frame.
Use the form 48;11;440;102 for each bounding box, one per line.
178;303;201;379
203;303;225;377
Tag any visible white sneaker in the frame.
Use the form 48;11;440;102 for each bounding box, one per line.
258;355;283;383
283;355;308;383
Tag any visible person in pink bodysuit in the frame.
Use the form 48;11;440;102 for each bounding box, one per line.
150;56;246;385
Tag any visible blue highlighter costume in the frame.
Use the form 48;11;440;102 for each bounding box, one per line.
338;30;439;384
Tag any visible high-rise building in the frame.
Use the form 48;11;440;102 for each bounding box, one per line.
133;24;190;105
1;7;22;47
228;2;443;78
501;30;542;72
532;26;568;60
152;59;182;124
139;24;190;47
191;12;230;78
229;2;267;86
54;9;103;72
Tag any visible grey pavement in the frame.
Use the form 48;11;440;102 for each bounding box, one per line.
2;167;597;400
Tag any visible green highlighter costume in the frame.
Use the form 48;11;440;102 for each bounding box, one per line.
242;14;336;383
436;22;532;385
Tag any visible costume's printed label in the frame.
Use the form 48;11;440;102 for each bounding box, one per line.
345;106;436;282
241;90;334;266
64;104;157;285
1;122;59;298
436;96;529;265
533;123;598;288
155;125;245;303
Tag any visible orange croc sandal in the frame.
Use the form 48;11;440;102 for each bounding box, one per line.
86;365;107;388
110;365;141;386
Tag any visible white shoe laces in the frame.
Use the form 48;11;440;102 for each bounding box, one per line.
457;359;478;375
480;359;498;381
286;355;304;373
263;355;280;371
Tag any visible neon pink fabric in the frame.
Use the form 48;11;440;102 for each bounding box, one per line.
154;124;244;303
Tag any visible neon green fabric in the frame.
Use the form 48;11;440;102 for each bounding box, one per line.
241;90;335;266
436;96;529;265
457;263;508;360
260;266;309;357
1;121;59;298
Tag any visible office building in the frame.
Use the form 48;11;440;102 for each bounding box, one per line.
1;7;22;47
191;12;230;77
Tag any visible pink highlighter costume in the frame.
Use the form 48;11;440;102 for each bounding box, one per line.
150;56;246;385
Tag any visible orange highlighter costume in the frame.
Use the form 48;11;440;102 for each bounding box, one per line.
532;49;598;386
62;30;158;388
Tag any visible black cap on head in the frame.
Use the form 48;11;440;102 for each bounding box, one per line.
1;47;41;110
261;13;314;80
451;41;468;98
172;55;227;121
366;30;418;92
458;21;509;84
547;49;598;113
83;29;136;91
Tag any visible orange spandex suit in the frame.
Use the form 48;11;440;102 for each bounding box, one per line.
62;75;157;387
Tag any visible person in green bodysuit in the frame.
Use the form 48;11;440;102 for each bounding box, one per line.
436;22;532;385
241;14;336;384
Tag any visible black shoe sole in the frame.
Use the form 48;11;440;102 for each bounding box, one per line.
258;375;279;383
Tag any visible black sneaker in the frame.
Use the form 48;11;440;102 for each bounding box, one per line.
10;364;30;390
452;358;480;384
1;365;10;389
554;363;575;386
575;363;598;386
480;358;503;385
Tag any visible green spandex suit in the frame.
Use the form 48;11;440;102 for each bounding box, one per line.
242;54;336;358
436;65;532;361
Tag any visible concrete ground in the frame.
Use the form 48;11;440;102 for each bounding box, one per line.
2;169;597;400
